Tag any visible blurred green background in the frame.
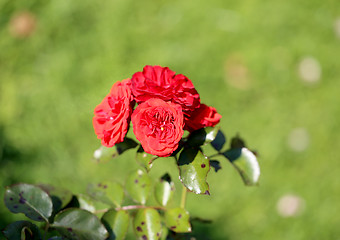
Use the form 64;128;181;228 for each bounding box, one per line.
1;0;340;239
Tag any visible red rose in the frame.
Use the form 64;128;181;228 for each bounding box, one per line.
131;65;200;113
93;79;134;147
184;104;222;132
131;98;184;157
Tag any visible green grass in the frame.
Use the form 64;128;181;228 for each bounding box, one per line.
1;0;340;239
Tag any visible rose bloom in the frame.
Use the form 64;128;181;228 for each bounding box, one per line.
184;104;222;132
132;98;184;157
93;79;134;147
131;65;200;113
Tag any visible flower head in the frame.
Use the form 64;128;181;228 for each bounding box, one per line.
131;65;200;114
132;98;184;157
184;104;222;132
93;79;134;147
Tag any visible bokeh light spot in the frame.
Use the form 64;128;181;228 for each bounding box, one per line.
287;128;310;152
277;194;305;217
9;11;36;38
298;57;322;84
224;53;251;90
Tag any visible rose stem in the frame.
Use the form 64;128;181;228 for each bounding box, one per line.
180;185;188;209
208;152;222;158
94;205;166;214
43;222;50;240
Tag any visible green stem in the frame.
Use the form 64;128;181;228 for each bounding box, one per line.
180;186;188;209
117;205;166;211
208;152;222;158
94;205;166;214
43;222;50;240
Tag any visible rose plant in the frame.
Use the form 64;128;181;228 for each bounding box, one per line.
2;65;260;240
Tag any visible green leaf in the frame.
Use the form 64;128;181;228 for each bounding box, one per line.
187;127;219;147
37;184;73;221
93;138;138;163
93;146;117;163
115;138;139;154
4;183;53;222
230;135;246;149
136;146;157;172
37;184;73;209
133;208;162;240
63;195;80;209
125;170;151;205
87;181;124;207
170;139;185;157
52;208;108;240
49;196;63;222
154;173;175;207
164;208;191;233
178;148;210;195
2;221;42;240
77;194;96;213
102;209;130;240
210;160;222;172
223;148;260;185
160;225;168;240
210;130;226;151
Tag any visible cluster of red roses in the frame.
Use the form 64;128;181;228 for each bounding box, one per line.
93;65;221;157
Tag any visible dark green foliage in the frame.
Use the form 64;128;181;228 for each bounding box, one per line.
126;170;152;205
223;148;260;185
209;160;222;172
178;148;211;195
102;209;130;240
87;181;124;207
2;129;259;239
52;208;108;240
154;173;175;207
210;130;226;152
136;146;158;172
187;127;219;147
164;208;191;233
222;135;260;185
2;221;41;240
5;184;53;222
93;138;138;163
133;208;162;240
